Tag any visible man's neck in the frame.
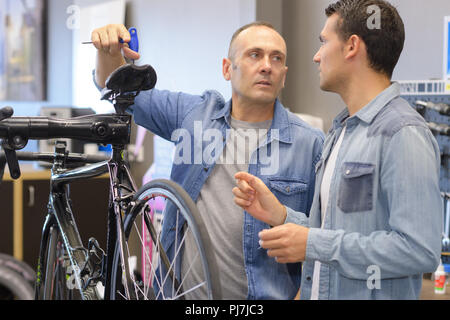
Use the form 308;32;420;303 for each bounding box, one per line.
340;73;391;116
230;97;276;122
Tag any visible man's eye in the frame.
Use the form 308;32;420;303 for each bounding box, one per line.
249;52;259;58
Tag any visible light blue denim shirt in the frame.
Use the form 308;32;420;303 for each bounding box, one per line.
128;88;324;299
285;83;443;299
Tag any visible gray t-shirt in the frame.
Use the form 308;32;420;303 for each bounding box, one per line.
181;116;272;299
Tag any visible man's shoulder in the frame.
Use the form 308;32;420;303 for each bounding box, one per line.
149;89;226;119
368;96;428;138
187;89;227;115
200;89;226;105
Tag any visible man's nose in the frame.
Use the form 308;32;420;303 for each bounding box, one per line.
313;50;321;63
260;56;272;73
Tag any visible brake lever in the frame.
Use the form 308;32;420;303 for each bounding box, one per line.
0;107;18;181
2;147;21;180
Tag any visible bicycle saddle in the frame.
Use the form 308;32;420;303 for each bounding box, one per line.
101;64;157;114
105;63;157;93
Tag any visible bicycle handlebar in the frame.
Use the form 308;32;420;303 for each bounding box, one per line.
0;107;131;180
0;113;131;150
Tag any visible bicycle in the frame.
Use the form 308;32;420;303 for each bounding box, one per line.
0;63;221;300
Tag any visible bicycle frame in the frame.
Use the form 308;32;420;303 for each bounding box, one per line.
0;110;138;300
35;141;139;300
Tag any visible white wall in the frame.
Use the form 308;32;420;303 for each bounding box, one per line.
390;0;450;81
282;0;342;132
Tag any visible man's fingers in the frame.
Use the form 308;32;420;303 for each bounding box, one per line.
92;24;134;56
259;238;282;250
122;46;141;60
98;30;110;52
234;197;252;209
91;31;101;50
232;187;253;201
107;28;121;55
267;248;285;258
235;172;258;192
235;172;269;194
266;249;295;264
233;187;253;207
267;248;293;263
118;24;131;43
235;171;254;182
258;225;285;241
236;178;255;195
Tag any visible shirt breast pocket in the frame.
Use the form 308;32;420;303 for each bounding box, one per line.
337;162;375;213
268;178;308;212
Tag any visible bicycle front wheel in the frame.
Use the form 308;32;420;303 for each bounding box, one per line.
109;179;222;300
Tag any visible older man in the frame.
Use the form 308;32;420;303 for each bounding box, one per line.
92;22;324;299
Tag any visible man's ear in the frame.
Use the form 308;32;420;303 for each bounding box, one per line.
282;66;288;88
345;34;361;60
222;58;232;81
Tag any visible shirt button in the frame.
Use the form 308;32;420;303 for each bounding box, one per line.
306;276;312;281
345;169;350;175
285;186;290;192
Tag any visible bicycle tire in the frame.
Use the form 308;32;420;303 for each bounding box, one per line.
0;253;36;286
0;265;34;300
109;179;222;300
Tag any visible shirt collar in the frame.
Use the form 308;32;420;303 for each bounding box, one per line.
211;99;232;122
212;98;292;144
332;82;401;130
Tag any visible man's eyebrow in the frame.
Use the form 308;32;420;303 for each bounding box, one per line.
272;50;286;57
244;48;286;56
245;47;263;53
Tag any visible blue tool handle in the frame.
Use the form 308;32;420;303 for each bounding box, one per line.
83;27;139;53
121;27;139;53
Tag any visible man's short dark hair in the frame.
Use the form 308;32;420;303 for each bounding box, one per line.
325;0;405;78
228;21;276;59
